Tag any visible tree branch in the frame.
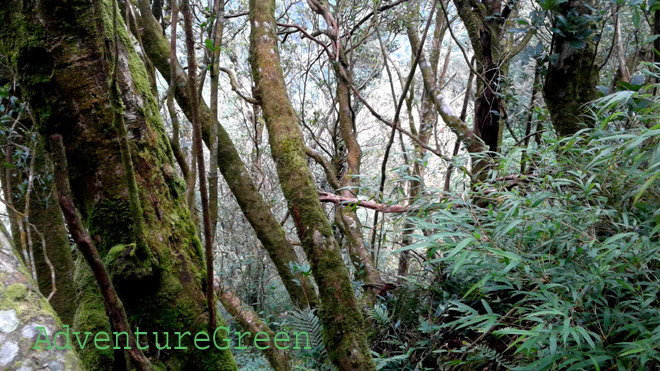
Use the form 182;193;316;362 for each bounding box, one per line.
218;67;259;104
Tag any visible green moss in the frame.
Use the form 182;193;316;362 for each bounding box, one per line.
6;283;27;300
72;259;114;371
100;0;176;168
88;198;133;255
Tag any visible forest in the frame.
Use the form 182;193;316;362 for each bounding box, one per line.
0;0;658;369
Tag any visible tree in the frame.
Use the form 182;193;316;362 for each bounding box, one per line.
543;0;600;136
248;0;376;368
127;0;319;309
0;1;236;369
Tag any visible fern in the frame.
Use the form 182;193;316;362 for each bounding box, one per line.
367;303;391;328
287;307;329;364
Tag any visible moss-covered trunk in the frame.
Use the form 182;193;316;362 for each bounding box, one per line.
248;0;376;369
543;0;599;136
25;143;78;326
0;132;77;325
217;285;290;371
0;1;236;369
129;2;318;309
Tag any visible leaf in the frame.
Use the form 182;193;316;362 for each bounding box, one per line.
633;8;640;28
205;38;214;50
447;237;475;259
633;172;659;205
602;232;637;246
495;219;523;237
493;328;535;336
549;331;557;356
568;39;586;49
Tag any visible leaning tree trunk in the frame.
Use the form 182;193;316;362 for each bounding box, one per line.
0;1;237;370
248;0;376;369
0;229;82;370
543;0;599;136
129;0;319;309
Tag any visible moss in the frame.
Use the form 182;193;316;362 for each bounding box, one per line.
100;0;176;168
88;198;133;255
73;259;114;371
6;283;27;300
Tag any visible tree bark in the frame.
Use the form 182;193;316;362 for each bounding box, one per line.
248;0;376;369
543;0;599;136
0;1;237;369
451;0;524;175
50;134;152;371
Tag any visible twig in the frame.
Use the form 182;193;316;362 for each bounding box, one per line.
218;67;259;104
31;225;56;301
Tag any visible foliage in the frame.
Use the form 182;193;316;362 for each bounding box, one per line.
285;306;334;370
369;79;660;370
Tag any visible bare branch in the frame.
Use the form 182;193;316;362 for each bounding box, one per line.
218;67;259;104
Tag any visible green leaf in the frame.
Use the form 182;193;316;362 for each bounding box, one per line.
447;236;475;259
495;219;523;237
633;172;659;205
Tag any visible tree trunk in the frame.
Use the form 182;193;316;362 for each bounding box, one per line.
543;0;599;136
334;62;382;299
129;2;319;309
655;9;660;65
25;143;78;326
0;129;77;325
1;1;237;369
248;0;376;369
0;231;83;370
452;0;510;175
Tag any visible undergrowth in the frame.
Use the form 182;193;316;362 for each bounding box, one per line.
368;69;660;370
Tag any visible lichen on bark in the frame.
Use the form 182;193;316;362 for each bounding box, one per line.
0;231;82;371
